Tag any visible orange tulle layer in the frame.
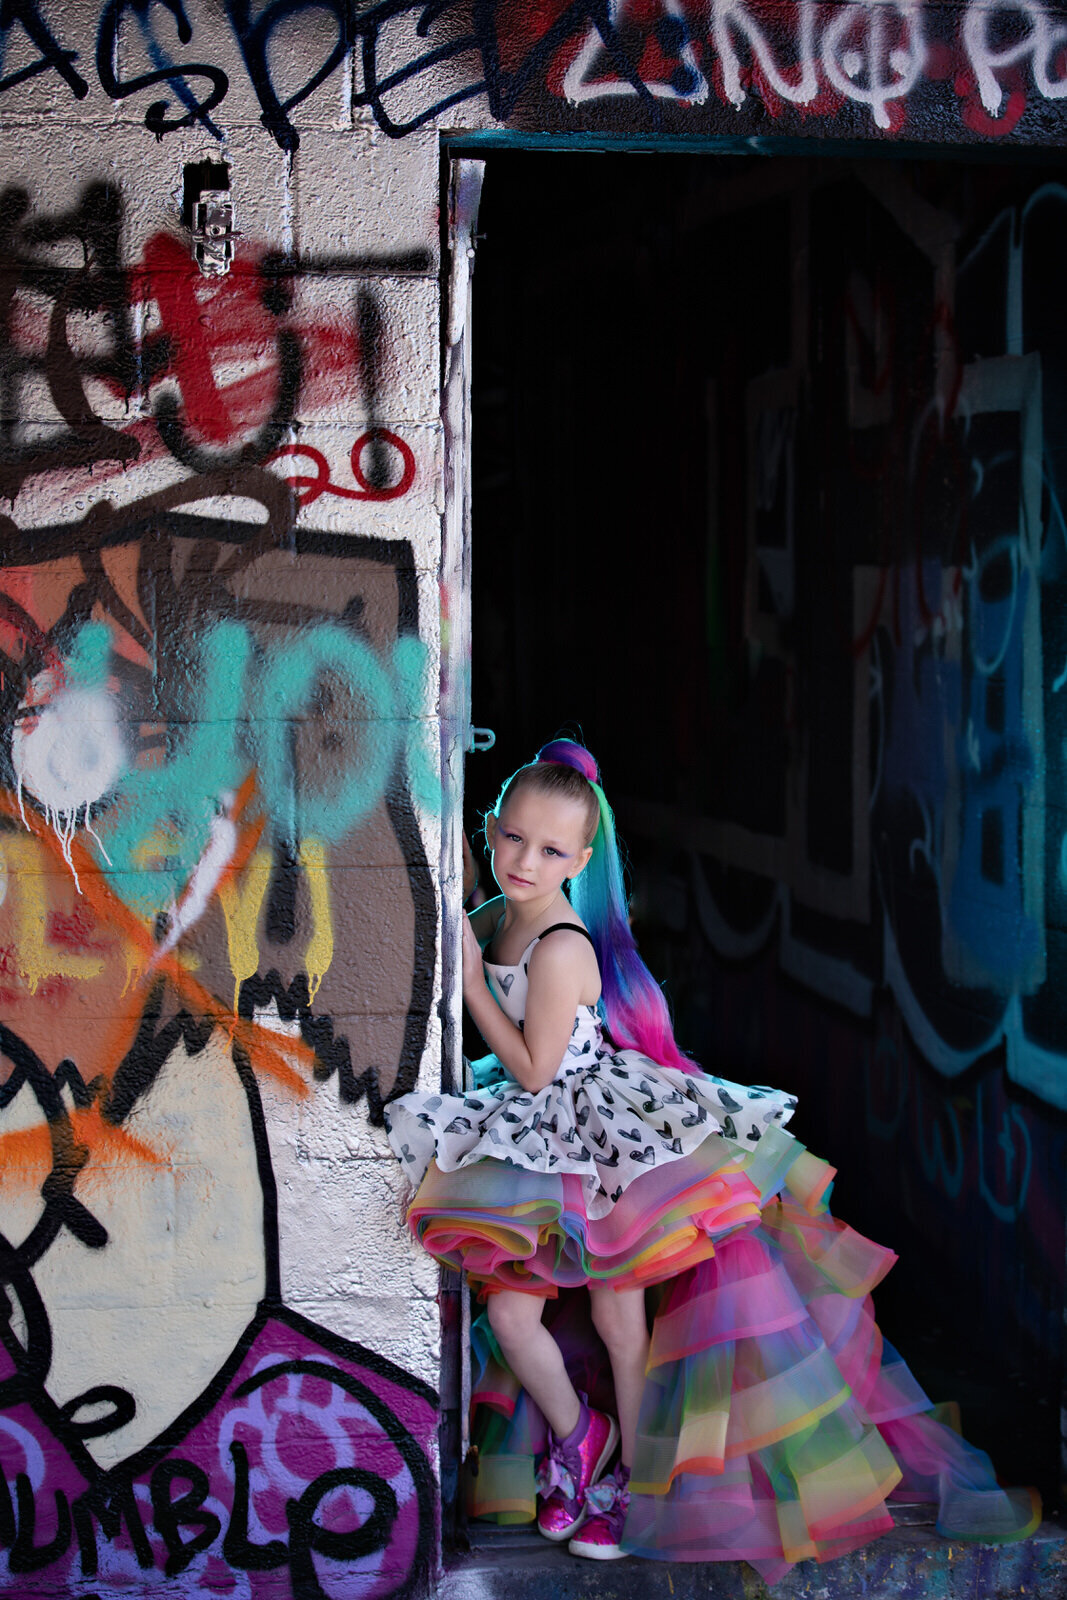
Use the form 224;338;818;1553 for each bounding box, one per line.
408;1123;808;1293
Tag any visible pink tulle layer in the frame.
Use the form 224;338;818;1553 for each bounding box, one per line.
408;1125;804;1293
465;1200;1040;1581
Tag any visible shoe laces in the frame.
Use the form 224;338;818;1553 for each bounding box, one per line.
535;1436;579;1502
584;1475;627;1516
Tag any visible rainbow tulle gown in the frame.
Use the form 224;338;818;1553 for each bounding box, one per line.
384;929;1040;1583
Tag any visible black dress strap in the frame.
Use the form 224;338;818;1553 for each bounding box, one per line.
537;922;596;948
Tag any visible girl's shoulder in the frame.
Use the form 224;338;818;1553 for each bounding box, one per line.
526;921;601;1005
529;918;595;952
526;920;598;972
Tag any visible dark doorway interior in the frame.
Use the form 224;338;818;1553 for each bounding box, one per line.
469;149;1067;1504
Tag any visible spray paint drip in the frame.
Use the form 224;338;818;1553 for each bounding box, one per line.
154;793;238;965
11;684;124;891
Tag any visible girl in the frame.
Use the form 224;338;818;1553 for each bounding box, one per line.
386;740;1039;1580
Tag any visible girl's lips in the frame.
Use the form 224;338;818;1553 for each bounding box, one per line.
507;874;533;886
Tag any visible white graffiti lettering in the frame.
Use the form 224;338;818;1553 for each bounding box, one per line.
712;0;818;109
963;0;1067;115
821;0;926;129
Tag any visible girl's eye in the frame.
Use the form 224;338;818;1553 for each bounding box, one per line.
505;832;521;843
544;848;560;857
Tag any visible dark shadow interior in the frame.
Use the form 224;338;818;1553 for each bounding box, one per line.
469;148;1067;1503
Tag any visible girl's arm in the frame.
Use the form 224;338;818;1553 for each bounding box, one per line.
462;919;593;1093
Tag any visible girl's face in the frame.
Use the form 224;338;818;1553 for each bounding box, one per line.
487;787;593;904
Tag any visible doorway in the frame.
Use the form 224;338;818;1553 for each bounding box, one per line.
465;146;1067;1503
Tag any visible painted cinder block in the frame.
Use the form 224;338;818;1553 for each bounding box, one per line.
265;1126;443;1378
109;4;350;138
292;124;442;264
118;127;296;257
0;1;114;127
282;420;445;551
351;8;492;143
271;275;442;427
4;1;1067;1595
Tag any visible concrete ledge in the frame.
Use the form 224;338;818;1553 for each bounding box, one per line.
442;1519;1067;1599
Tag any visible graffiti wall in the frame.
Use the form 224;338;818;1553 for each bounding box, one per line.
0;7;447;1584
3;1;1067;1595
3;0;1067;142
473;152;1067;1111
685;167;1067;1117
467;150;1067;1497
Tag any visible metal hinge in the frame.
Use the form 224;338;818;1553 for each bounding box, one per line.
191;191;237;277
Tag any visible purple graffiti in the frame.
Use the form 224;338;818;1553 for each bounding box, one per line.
0;1307;437;1597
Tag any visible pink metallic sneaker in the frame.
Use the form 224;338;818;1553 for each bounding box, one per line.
568;1463;630;1560
535;1399;619;1542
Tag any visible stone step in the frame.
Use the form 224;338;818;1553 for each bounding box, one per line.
441;1517;1067;1599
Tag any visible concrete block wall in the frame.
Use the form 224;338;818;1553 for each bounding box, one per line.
0;7;474;1596
0;2;1065;1597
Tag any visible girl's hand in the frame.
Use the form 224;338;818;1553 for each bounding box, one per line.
462;912;487;998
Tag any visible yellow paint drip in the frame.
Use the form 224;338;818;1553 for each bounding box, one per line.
219;847;273;1014
299;838;334;1003
120;936;146;997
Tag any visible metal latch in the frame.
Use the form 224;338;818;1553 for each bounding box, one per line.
191;191;237;277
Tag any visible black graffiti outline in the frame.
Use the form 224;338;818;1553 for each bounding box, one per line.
0;1226;53;1408
0;469;294;570
0;503;435;1450
102;979;216;1127
72;1479;152;1576
57;1386;138;1442
0;278;440;1591
0;1308;439;1586
2;0;1067;148
0;1050;440;1581
0;999;439;1582
152;326;303;473
0;185;432;494
96;0;229;138
9;1472;71;1574
148;1459;220;1576
0;0;88;100
0;182;142;498
0;0;659;148
223;0;352;153
0;1027;109;1275
232;1353;438;1600
227;0;658;146
0;501;434;1115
